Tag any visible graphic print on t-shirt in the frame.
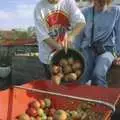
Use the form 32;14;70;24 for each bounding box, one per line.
46;10;70;43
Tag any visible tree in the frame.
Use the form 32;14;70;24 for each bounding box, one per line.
27;26;36;38
0;32;3;40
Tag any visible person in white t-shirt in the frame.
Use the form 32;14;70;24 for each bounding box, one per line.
34;0;85;79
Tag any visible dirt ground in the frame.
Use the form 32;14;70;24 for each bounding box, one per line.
6;55;120;88
12;56;47;85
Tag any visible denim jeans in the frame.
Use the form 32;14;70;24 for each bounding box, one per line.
41;63;51;80
79;47;115;87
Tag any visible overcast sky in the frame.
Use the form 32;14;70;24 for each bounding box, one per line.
0;0;119;30
0;0;40;30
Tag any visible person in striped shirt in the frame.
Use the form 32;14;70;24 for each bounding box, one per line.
74;0;120;87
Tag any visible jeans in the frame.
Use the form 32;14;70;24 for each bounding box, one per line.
41;63;51;80
79;47;115;87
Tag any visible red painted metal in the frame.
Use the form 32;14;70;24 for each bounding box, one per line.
0;80;120;120
0;38;36;46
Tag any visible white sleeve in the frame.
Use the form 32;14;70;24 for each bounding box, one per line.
67;0;85;28
34;7;50;43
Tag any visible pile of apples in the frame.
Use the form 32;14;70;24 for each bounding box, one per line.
51;57;83;85
17;98;102;120
17;98;68;120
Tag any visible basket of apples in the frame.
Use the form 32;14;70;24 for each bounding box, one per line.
50;48;85;85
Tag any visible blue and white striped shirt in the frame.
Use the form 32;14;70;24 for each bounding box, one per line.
74;5;120;55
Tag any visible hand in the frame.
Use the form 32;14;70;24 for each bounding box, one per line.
63;32;74;54
57;32;74;53
57;33;68;53
67;32;74;48
56;43;63;51
113;57;120;65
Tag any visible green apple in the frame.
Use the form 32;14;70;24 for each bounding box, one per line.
37;108;44;117
44;98;51;108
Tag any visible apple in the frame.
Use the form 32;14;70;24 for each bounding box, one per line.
52;65;60;74
18;113;30;120
44;98;51;108
70;110;79;119
68;57;74;65
72;60;82;71
26;107;38;117
36;116;42;120
39;99;46;108
41;113;47;120
30;117;36;120
37;108;44;117
54;110;67;120
44;108;49;115
29;100;40;109
47;116;53;120
59;59;68;67
48;108;56;116
51;75;61;85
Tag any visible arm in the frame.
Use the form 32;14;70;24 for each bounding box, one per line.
115;15;120;57
34;7;62;51
113;7;120;65
67;0;85;37
44;38;62;50
67;22;85;41
72;28;85;49
65;0;85;48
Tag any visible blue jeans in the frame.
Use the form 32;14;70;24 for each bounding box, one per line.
79;47;115;87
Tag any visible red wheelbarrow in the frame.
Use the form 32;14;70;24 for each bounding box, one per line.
0;80;120;120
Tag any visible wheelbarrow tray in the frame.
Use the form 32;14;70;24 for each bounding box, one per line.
0;80;120;120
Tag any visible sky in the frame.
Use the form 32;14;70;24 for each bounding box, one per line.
0;0;119;30
0;0;40;30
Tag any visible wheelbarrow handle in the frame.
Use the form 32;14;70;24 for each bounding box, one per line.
14;85;116;113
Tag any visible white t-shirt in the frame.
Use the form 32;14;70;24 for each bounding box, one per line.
34;0;85;64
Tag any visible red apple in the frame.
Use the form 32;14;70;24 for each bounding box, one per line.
52;65;60;74
44;108;49;115
29;100;40;109
48;108;56;116
18;113;30;120
26;107;38;117
39;99;46;108
36;116;42;120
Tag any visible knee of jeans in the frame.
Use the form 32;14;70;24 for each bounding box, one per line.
79;74;90;84
92;70;105;80
92;70;107;87
100;52;115;63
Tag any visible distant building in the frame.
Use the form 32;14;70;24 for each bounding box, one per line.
0;30;15;40
0;30;36;40
0;30;36;46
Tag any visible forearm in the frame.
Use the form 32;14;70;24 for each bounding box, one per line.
69;22;85;38
44;38;61;50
